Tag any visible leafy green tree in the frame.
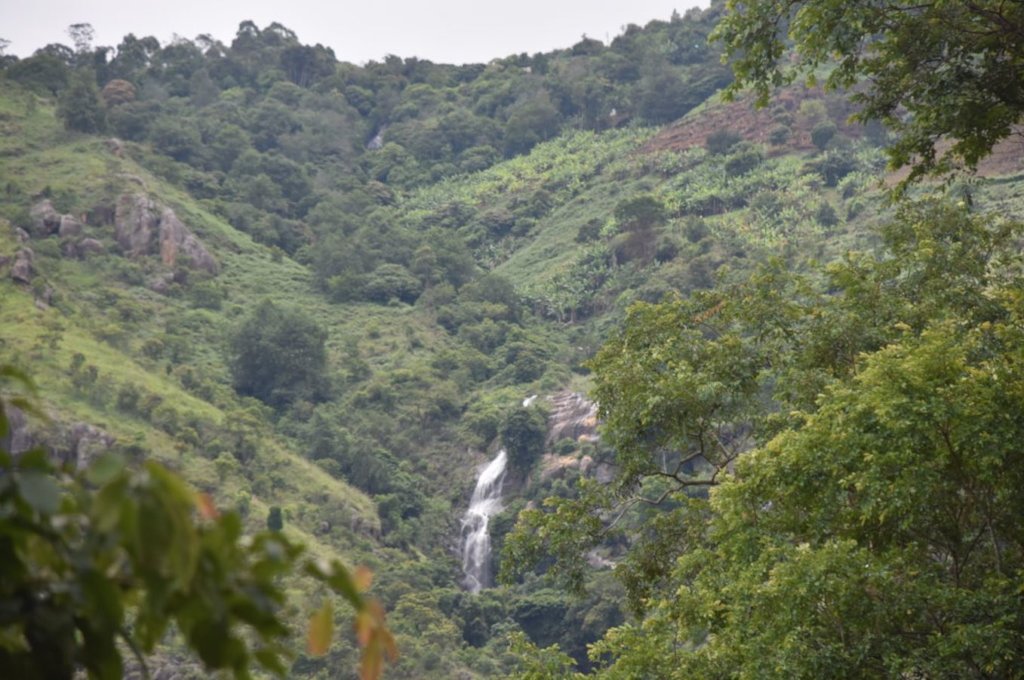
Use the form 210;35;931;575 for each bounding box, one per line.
810;120;837;150
0;369;394;679
704;128;742;155
713;0;1024;182
229;300;329;408
6;53;69;95
57;69;105;133
266;505;284;531
149;116;202;162
504;94;561;156
723;141;763;176
613;195;667;263
362;263;422;304
500;407;547;471
504;200;1024;675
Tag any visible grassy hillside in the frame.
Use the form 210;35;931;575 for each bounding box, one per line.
4;51;1024;676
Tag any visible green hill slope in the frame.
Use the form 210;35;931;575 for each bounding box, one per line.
4;33;1024;674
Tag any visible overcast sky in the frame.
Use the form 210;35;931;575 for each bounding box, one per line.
2;0;708;65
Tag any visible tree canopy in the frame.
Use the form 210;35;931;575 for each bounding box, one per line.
713;0;1024;182
229;300;329;408
503;201;1024;676
0;368;394;680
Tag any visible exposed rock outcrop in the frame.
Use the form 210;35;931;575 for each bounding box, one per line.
1;406;34;456
11;247;33;284
547;391;599;444
63;422;116;470
114;193;161;257
58;215;83;238
80;237;106;256
105;137;125;157
30;199;89;242
63;237;107;259
29;199;61;237
114;194;218;274
157;206;218;274
1;406;115;471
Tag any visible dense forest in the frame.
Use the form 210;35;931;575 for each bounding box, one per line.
1;0;1023;678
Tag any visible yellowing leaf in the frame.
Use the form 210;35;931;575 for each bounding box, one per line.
353;565;373;592
196;493;219;520
307;601;334;656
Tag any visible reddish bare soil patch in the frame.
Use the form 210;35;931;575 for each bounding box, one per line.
885;131;1024;185
642;85;864;156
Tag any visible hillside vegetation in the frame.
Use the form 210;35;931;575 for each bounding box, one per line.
2;1;1024;677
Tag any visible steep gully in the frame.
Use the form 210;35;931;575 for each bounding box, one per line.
459;392;599;592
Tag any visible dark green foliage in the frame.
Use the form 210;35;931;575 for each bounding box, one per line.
714;0;1024;183
56;69;105;133
575;218;603;243
810;120;837;150
362;263;422;304
6;53;69;95
266;505;284;531
504;94;562;155
815;201;839;227
500;407;547;471
107;100;160;140
808;145;858;186
613;195;666;232
149;117;202;162
723;142;763;176
768;124;790;145
229;300;329;408
705;128;742;155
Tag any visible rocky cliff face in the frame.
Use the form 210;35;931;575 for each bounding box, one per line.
114;194;218;274
10;247;33;284
547;391;599;444
1;407;115;471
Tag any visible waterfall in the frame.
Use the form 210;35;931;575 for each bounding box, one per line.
460;449;508;593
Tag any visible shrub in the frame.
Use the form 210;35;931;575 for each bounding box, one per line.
362;263;422;304
811;121;837;150
724;143;763;177
705;129;742;155
229;300;329;409
815;202;840;227
768;124;791;145
500;407;547;471
266;506;284;531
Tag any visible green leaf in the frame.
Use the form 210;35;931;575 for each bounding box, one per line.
16;448;52;472
82;569;124;634
254;648;286;676
18;471;61;515
86;454;125;486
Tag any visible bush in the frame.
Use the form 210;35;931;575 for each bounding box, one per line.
815;202;840;227
724;143;763;177
57;70;106;133
266;506;284;531
705;129;742;155
500;407;547;471
362;263;422;304
575;219;603;243
811;121;837;150
768;124;791;145
229;300;329;409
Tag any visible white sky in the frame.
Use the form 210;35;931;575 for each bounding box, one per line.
2;0;708;65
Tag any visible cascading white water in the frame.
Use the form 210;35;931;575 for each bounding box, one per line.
460;449;508;593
